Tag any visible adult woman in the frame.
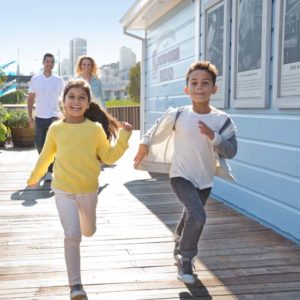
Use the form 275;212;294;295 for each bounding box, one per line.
75;55;105;108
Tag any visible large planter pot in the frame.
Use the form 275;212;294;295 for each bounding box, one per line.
11;127;35;147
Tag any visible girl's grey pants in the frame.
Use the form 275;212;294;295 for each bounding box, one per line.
170;177;211;259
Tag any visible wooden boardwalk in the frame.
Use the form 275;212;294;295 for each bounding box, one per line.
1;131;300;300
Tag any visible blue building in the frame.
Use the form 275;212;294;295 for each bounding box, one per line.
121;0;300;243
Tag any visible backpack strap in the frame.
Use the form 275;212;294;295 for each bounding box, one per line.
172;107;232;134
219;117;232;134
172;107;185;130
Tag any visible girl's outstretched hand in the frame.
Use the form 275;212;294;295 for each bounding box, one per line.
121;121;133;132
134;144;149;168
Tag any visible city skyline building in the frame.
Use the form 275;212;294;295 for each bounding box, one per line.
60;58;70;77
100;61;128;100
119;46;136;80
97;46;138;100
69;37;87;75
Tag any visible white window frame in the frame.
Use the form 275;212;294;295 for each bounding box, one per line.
231;0;272;108
273;0;300;108
202;0;231;108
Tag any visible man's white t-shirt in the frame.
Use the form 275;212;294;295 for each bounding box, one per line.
28;73;64;118
170;106;229;189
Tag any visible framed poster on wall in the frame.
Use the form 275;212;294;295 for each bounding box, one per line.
231;0;272;108
203;0;231;108
274;0;300;108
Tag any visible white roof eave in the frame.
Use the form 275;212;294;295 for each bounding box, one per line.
120;0;183;30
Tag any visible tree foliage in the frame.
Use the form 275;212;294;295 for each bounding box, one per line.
0;68;27;104
127;62;140;103
0;69;6;84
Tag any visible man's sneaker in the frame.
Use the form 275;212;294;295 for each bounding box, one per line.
70;284;87;300
44;171;53;181
176;255;196;284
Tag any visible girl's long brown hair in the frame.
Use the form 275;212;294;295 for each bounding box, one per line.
84;102;119;140
63;80;119;140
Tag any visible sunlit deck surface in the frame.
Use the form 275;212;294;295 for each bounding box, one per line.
1;131;300;300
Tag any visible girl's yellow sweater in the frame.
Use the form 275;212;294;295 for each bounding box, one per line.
27;119;131;193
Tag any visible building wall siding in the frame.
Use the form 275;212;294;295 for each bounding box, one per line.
144;0;195;131
142;0;300;243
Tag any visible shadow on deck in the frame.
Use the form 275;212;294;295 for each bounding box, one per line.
124;173;300;299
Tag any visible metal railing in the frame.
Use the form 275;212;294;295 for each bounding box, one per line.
3;104;141;130
107;106;140;130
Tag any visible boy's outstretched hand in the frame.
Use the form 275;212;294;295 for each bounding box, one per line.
134;144;149;168
121;121;133;132
198;120;215;141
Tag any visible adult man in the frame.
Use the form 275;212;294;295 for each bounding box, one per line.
27;53;64;181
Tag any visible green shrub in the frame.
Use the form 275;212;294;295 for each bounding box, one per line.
0;105;9;142
106;99;140;107
0;104;9;123
0;123;8;142
5;109;30;128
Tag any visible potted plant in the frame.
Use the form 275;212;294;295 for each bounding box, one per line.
5;109;35;147
0;104;9;147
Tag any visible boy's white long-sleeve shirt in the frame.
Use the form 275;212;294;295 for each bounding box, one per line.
170;106;229;189
140;105;237;189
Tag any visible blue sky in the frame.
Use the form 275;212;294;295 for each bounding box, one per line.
1;0;141;74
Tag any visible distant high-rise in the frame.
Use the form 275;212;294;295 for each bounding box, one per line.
69;38;87;75
60;58;70;76
119;46;136;79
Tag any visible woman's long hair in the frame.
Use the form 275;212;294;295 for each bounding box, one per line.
75;55;99;77
84;102;119;140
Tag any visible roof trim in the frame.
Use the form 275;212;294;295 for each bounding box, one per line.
120;0;182;30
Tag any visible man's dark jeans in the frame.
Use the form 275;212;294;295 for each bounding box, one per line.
35;117;58;173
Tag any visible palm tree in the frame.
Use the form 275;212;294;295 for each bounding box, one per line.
0;68;27;104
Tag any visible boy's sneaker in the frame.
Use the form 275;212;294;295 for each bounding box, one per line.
176;255;196;284
70;284;88;300
44;171;53;181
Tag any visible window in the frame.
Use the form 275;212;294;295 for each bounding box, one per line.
203;0;231;108
231;0;272;108
274;0;300;108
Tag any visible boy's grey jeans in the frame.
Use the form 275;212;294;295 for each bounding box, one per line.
170;177;211;259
